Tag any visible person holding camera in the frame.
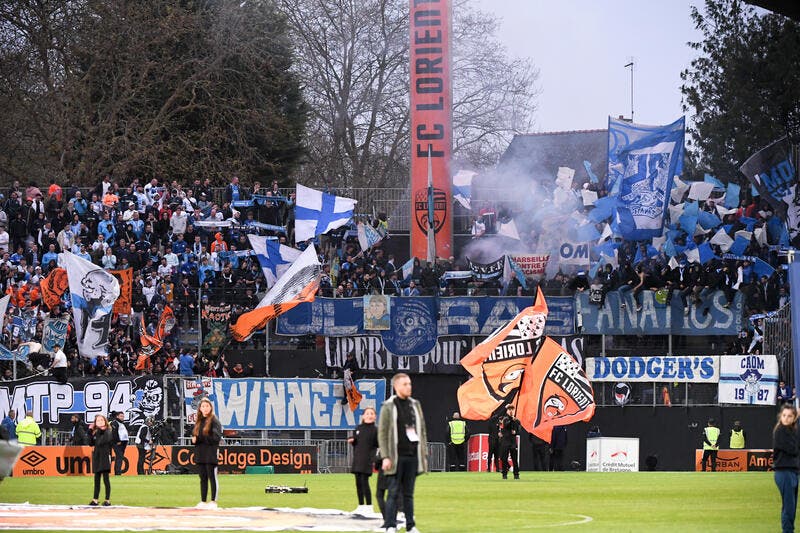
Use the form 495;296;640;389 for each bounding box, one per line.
192;397;222;509
88;414;113;506
135;418;155;475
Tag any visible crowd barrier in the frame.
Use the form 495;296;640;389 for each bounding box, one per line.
693;449;773;472
11;441;447;477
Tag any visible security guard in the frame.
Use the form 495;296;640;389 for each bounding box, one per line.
16;410;42;446
701;418;720;471
729;420;745;449
447;412;469;471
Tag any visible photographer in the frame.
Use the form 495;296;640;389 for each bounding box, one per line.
135;418;155;475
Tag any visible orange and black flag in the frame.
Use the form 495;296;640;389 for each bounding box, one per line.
40;267;68;309
110;269;133;315
231;245;321;342
344;369;363;412
457;287;595;443
139;305;175;357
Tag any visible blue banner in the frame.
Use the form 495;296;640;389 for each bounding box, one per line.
607;116;686;240
379;298;437;355
210;378;386;430
276;296;575;338
577;290;742;335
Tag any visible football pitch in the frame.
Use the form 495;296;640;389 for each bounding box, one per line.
0;471;779;532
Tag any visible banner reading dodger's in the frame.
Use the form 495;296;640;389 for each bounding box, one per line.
410;0;452;260
457;288;594;442
231;245;321;341
59;252;120;358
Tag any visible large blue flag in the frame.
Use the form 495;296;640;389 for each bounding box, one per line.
294;184;357;243
248;235;302;287
607;116;686;240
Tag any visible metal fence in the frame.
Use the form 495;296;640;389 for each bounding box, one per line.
763;303;793;384
318;440;446;474
591;382;719;407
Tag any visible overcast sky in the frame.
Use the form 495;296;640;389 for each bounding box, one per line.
471;0;705;132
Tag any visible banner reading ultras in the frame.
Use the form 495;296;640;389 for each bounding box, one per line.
410;0;452;260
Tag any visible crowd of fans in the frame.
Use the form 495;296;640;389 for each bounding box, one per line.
0;174;793;383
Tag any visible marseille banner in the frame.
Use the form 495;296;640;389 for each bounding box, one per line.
277;296;574;338
577;290;742;336
378;297;437;355
209;378;386;430
739;137;799;242
467;257;504;279
718;354;779;405
608;116;686;240
586;356;720;383
0;375;165;434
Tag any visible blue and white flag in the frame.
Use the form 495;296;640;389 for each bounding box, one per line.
607;116;686;240
294;184;357;243
248;235;302;287
58;252;120;358
400;258;415;281
503;255;528;289
357;222;386;251
452;170;475;210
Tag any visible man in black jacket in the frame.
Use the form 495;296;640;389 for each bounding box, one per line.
110;411;129;475
498;404;520;479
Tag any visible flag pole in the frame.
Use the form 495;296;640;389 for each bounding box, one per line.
427;146;436;264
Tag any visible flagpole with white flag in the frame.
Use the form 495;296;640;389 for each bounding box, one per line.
427;147;436;264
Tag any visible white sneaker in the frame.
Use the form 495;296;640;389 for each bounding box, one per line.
385;528;397;533
407;528;422;533
206;501;218;509
195;502;208;509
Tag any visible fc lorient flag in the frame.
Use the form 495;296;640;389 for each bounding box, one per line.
457;288;595;442
231;245;321;342
607;116;686;240
58;252;120;358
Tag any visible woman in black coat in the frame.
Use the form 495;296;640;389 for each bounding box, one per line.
192;397;222;509
88;414;114;506
348;407;378;514
773;404;799;533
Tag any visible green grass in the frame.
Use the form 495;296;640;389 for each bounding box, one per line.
0;471;780;532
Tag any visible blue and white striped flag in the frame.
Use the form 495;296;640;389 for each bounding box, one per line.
357;222;386;251
401;258;415;281
607;116;686;240
294;184;357;243
452;170;475;210
248;235;302;287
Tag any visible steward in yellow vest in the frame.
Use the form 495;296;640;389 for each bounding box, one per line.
701;418;720;471
16;411;41;446
729;421;745;449
447;412;469;471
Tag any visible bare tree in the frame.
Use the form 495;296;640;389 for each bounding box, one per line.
0;0;306;186
280;0;539;190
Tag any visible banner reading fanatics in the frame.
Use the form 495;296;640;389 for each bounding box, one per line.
410;0;452;260
577;290;742;336
210;378;386;430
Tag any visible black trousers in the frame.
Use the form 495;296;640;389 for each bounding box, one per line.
112;442;127;475
531;444;549;471
52;367;68;385
384;455;418;530
198;463;218;502
487;439;499;472
702;449;718;471
137;447;153;475
449;442;467;471
354;472;372;505
499;443;518;477
93;471;111;500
